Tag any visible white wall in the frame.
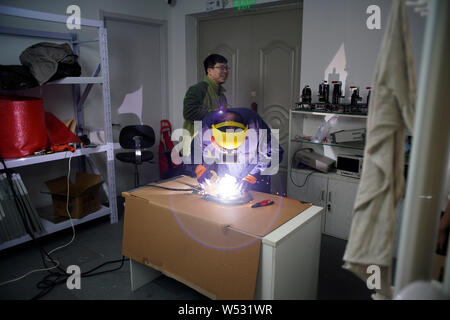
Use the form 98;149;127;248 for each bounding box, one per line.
0;0;428;128
167;0;426;131
166;0;289;129
0;0;169;206
0;0;167;20
296;0;425;161
0;0;426;206
300;0;425;103
0;0;287;138
0;0;287;206
0;0;168;122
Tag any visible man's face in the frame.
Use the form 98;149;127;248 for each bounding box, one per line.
207;62;229;85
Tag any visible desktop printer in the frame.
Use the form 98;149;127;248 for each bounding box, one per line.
293;149;335;173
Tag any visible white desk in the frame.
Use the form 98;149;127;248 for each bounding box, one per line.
129;205;323;300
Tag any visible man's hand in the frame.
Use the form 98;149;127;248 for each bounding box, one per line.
238;174;257;192
195;165;218;184
238;180;251;192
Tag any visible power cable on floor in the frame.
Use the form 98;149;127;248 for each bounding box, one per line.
0;157;65;286
31;256;129;300
0;156;130;300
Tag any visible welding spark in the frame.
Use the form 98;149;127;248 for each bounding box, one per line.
216;174;242;200
201;174;242;200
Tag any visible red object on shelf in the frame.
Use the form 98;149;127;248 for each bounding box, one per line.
0;96;82;160
0;95;48;159
45;112;81;146
50;144;76;153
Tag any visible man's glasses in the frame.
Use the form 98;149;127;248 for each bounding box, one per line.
213;66;231;71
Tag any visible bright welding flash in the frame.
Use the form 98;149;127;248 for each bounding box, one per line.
217;174;241;199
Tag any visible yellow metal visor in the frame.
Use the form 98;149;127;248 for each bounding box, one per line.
211;121;248;150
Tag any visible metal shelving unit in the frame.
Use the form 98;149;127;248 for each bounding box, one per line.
287;107;368;196
291;108;368;119
1;206;111;251
1;145;111;169
47;77;104;85
287;107;368;240
287;108;368;160
0;5;118;251
290;138;365;150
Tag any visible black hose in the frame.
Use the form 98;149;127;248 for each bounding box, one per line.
146;184;196;192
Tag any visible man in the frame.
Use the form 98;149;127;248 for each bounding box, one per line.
165;54;228;179
191;108;283;194
183;54;229;138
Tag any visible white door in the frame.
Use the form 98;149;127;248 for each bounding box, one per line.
198;4;302;194
103;14;167;192
324;178;359;240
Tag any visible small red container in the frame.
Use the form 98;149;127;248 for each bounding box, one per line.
0;95;48;159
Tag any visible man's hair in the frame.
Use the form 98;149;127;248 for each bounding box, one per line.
203;54;228;74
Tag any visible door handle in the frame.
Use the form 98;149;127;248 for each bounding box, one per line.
321;190;324;201
327;191;332;211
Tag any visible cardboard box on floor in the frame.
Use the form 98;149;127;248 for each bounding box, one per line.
122;176;312;299
44;173;103;219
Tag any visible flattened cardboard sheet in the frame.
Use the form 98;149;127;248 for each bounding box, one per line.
122;176;312;299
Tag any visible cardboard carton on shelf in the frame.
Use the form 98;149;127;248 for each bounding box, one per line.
44;173;103;219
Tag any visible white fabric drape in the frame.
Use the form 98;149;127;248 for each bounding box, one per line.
343;0;417;300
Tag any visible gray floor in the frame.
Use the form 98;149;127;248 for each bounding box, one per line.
0;198;373;300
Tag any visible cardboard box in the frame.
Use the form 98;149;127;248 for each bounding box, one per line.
45;173;103;219
121;176;312;299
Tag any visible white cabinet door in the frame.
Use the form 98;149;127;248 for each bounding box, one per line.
324;178;359;240
307;175;328;233
288;170;327;232
287;170;360;239
287;171;327;205
287;170;308;201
